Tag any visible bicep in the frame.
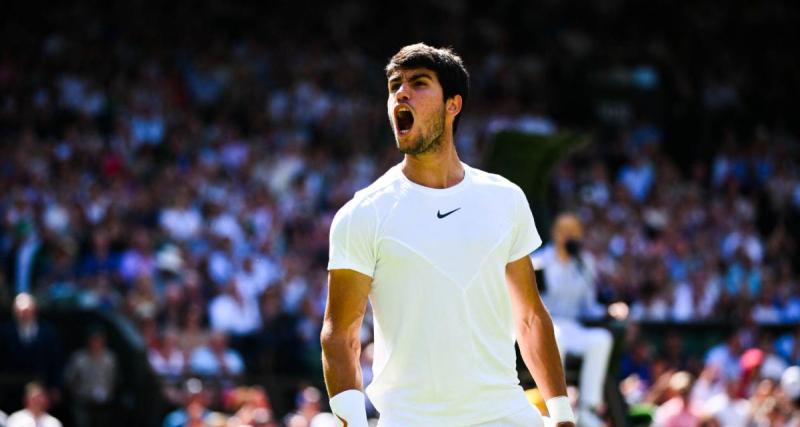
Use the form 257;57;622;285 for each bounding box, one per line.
324;269;373;335
505;255;547;322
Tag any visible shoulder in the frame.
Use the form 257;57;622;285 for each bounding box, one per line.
7;409;31;422
46;414;63;427
466;165;528;203
531;245;555;269
6;409;23;420
69;349;89;363
467;165;524;191
351;165;405;207
333;166;403;224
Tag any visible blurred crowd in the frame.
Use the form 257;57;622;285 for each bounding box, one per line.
1;0;800;426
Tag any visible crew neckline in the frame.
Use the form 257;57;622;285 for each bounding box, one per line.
397;162;472;196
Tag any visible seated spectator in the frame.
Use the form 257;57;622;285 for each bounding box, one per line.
776;325;800;365
209;278;261;336
126;274;160;321
282;386;322;426
149;328;185;379
706;333;746;382
162;378;211;427
77;230;119;278
189;331;244;378
119;228;156;283
629;280;670;321
653;371;700;427
620;341;655;386
0;294;63;400
64;327;117;427
700;374;750;426
159;189;203;242
224;386;276;427
6;382;62;427
781;366;800;425
178;304;210;356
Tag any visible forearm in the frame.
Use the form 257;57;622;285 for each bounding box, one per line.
321;328;363;397
517;309;567;399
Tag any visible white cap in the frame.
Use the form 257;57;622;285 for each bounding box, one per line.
781;366;800;400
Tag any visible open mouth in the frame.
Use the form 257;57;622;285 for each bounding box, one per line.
394;105;414;135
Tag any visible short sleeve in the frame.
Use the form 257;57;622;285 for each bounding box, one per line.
508;187;543;262
328;197;378;277
530;246;549;270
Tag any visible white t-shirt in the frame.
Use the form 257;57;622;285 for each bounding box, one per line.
328;163;542;426
6;409;62;427
531;245;604;320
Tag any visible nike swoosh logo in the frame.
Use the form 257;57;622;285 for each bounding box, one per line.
437;208;461;219
335;414;348;427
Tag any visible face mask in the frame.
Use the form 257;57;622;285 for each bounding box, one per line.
565;239;582;258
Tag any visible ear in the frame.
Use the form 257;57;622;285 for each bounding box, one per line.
446;95;462;117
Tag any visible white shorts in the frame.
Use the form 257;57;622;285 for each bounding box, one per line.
376;405;545;427
475;404;545;427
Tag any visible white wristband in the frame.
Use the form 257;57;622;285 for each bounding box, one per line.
329;389;368;427
545;396;575;424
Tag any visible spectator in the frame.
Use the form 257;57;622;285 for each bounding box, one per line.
159;189;203;242
653;371;701;427
224;386;277;427
0;294;62;400
208;278;261;336
706;333;746;383
781;366;800;426
6;382;62;427
188;331;244;379
776;325;800;365
178;304;210;357
118;229;156;284
283;386;322;426
162;379;211;427
532;213;611;427
149;328;185;379
63;327;117;427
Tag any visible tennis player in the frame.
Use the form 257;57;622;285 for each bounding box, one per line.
321;43;576;427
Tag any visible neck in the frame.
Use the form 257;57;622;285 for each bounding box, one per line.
555;246;571;262
401;132;464;189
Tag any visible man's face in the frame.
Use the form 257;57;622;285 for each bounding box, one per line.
13;295;36;325
89;334;106;354
553;215;583;248
26;387;48;412
387;67;446;155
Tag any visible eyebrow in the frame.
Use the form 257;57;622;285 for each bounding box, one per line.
388;72;434;87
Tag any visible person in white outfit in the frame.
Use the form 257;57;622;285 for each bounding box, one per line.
321;43;576;427
532;213;612;427
6;382;62;427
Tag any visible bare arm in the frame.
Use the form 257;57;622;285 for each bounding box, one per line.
320;268;372;397
506;255;573;424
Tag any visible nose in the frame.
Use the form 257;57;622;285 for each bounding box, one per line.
395;82;411;102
